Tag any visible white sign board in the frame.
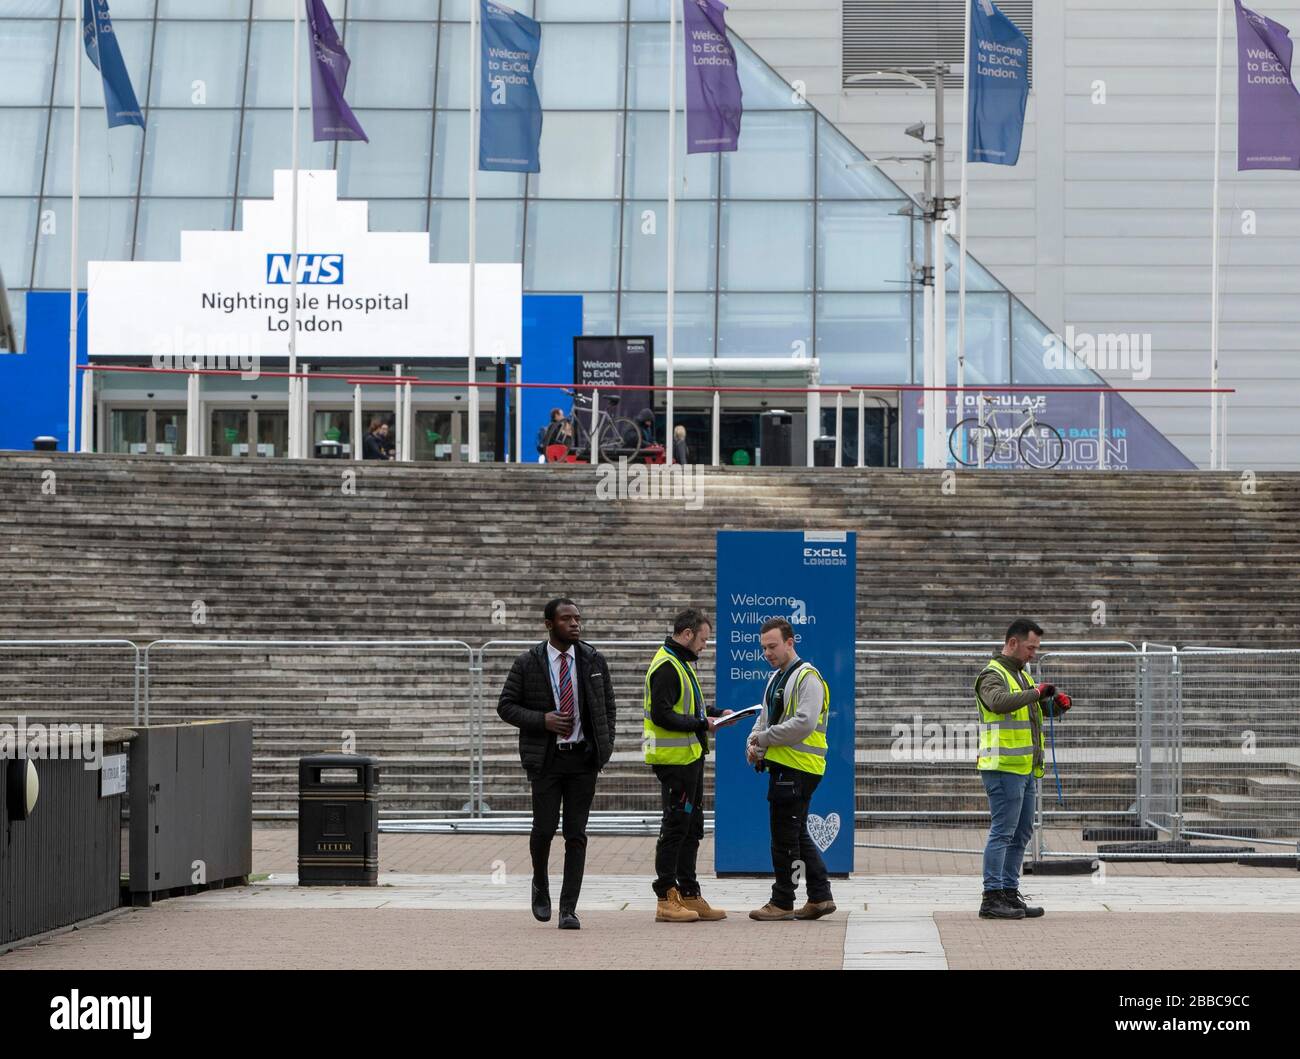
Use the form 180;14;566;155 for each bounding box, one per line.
101;753;127;797
88;169;522;360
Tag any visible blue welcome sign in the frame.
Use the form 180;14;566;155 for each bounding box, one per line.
714;530;856;874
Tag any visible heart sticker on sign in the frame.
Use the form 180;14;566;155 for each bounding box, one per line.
806;812;840;853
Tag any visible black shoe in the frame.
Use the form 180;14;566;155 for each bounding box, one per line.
558;909;581;930
1002;889;1044;918
531;882;551;923
978;889;1025;920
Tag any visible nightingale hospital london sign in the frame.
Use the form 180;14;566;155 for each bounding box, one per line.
87;169;522;361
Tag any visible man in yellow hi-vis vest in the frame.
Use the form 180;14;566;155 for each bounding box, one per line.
746;617;836;922
976;618;1073;921
643;609;733;923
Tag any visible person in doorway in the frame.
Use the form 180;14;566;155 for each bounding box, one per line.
636;408;656;447
642;609;732;923
363;419;394;460
975;619;1073;921
672;424;689;466
746;618;836;921
537;407;565;456
497;598;617;930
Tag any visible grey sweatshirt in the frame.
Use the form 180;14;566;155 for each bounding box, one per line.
750;656;825;753
975;653;1047;770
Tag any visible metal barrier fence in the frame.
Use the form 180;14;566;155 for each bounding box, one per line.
0;640;141;725
142;639;474;820
1;639;1296;853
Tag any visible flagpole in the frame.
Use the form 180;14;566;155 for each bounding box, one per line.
958;0;971;405
468;0;481;463
665;0;677;466
289;0;302;459
69;3;84;453
1209;0;1225;472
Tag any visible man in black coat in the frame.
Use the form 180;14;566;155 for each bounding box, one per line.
497;598;617;930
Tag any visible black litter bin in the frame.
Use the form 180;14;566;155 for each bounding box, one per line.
314;440;344;459
760;411;806;466
298;754;379;886
813;436;837;467
32;435;58;452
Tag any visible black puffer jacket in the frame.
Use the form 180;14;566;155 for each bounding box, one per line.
496;640;617;775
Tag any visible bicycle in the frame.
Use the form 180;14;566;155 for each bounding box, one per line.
948;394;1065;469
565;390;643;463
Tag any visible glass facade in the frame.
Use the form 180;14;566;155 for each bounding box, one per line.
0;0;1101;389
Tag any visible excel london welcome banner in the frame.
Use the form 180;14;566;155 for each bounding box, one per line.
714;531;856;875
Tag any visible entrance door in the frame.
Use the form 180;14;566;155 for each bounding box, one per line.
210;409;249;457
108;408;188;455
255;410;289;458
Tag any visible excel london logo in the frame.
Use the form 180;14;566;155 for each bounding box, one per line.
265;253;345;284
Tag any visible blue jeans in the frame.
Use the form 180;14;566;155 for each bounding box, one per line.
981;769;1035;892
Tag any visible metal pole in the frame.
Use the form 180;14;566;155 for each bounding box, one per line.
834;391;843;467
353;383;362;461
921;156;935;468
666;0;678;466
856;389;865;468
468;0;481;463
1210;0;1225;471
394;362;403;461
1221;393;1228;469
711;389;720;466
590;388;600;467
958;0;971;402
977;389;986;470
933;64;948;470
69;1;84;454
514;363;523;463
80;369;93;452
289;0;302;459
1098;390;1106;471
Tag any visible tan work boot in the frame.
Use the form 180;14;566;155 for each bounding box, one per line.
655;887;701;923
748;902;797;921
793;899;837;920
678;892;727;921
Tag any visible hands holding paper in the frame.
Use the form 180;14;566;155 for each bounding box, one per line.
705;709;735;733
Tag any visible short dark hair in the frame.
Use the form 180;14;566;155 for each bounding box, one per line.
760;617;795;642
1005;618;1044;642
673;609;711;635
544;597;578;622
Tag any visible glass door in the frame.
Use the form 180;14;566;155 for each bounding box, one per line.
210;409;249;457
414;410;455;461
153;409;187;455
109;409;149;454
313;410;352;457
255;410;289;458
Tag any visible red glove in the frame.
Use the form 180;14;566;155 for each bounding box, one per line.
1036;683;1056;700
1055;692;1072;712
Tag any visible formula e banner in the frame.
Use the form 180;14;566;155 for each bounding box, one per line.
714;531;856;875
900;390;1196;470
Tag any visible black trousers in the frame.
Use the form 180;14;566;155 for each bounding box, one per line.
651;756;706;899
529;743;598;912
767;762;833;910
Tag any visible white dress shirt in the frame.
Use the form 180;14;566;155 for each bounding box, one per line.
546;641;584;744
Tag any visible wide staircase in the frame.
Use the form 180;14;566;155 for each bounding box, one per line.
1;453;1298;835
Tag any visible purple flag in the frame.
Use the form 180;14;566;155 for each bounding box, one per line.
1235;0;1300;169
683;0;743;154
305;0;368;143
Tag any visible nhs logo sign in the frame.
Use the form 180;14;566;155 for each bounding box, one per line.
265;253;344;284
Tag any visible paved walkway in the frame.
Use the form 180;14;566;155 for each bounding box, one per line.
5;867;1299;970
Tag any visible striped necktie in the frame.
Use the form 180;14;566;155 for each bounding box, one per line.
557;651;575;718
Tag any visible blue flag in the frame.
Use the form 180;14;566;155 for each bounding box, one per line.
83;0;144;130
479;0;542;173
967;0;1028;165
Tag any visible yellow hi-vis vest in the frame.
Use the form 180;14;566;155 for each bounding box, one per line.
643;646;704;765
763;663;830;776
975;658;1045;778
